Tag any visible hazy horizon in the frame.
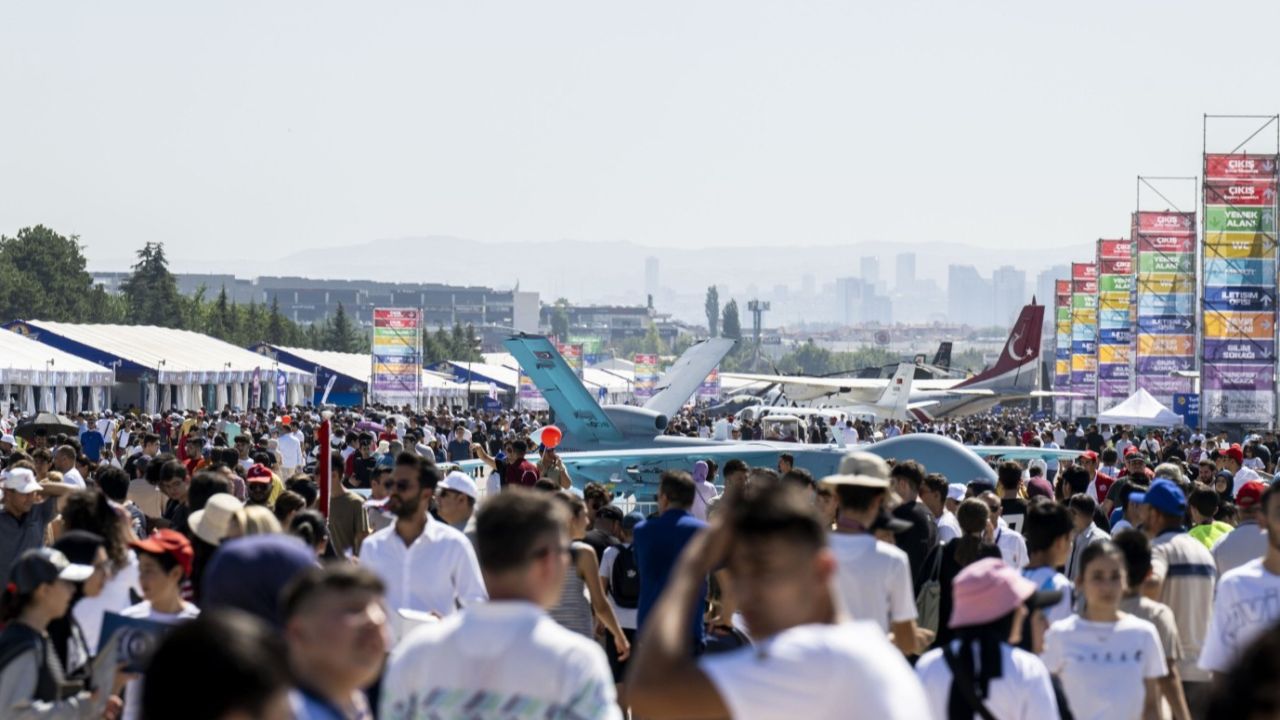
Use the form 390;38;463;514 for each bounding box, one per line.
4;1;1280;269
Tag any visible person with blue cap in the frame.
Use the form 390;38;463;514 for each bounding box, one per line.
1140;478;1216;716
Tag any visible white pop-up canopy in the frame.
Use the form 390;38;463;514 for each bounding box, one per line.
1097;388;1183;427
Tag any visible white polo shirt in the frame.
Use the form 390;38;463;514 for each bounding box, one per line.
828;533;916;631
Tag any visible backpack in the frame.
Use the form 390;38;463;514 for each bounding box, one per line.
610;545;641;609
915;543;944;635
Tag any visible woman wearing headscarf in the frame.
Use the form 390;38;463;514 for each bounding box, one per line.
917;557;1061;719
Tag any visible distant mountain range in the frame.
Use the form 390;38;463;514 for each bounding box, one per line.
156;235;1095;302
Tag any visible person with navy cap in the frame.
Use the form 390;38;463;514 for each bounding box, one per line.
1140;478;1216;716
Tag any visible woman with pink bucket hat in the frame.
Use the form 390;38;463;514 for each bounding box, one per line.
916;557;1062;719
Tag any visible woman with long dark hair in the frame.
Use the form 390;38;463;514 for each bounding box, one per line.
59;488;141;660
935;498;1003;646
916;557;1061;719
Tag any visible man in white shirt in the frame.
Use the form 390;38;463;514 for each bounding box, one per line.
918;473;959;544
627;478;929;720
823;452;920;654
381;489;620;720
358;452;486;642
52;445;86;489
275;419;305;478
1200;482;1280;676
1213;481;1268;577
980;491;1029;570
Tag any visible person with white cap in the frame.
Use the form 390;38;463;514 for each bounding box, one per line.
915;557;1060;719
0;465;77;577
0;547;124;718
0;433;17;461
436;470;479;534
823;451;922;655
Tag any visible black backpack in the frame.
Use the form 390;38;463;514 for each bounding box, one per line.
610;545;641;609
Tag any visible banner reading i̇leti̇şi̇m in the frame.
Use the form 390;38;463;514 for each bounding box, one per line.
370;308;422;408
1054;279;1073;418
1202;153;1278;424
1070;262;1098;417
1133;211;1196;407
1096;239;1133;412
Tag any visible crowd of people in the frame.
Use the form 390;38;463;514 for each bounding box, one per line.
1;402;1280;719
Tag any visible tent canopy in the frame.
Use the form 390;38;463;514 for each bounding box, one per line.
269;345;474;395
0;330;116;387
1097;388;1182;427
9;321;314;386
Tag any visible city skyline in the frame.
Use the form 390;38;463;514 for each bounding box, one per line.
5;2;1279;266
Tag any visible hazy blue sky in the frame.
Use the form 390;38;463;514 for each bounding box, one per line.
3;1;1278;269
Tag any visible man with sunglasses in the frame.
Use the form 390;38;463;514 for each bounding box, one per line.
382;489;620;719
343;432;378;489
358;452;486;642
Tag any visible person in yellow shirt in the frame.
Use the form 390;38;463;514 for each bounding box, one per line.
1188;484;1234;550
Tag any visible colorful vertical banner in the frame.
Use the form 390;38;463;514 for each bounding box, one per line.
556;343;584;378
633;353;659;400
698;368;721;402
1070;262;1098;418
1133;211;1196;408
517;372;544;409
370;308;422;408
1054;280;1072;418
1202;153;1278;424
1095;239;1133;412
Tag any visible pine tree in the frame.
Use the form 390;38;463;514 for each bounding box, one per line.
550;298;570;342
267;295;286;344
327;302;359;352
433;325;452;359
209;287;231;339
120;242;183;327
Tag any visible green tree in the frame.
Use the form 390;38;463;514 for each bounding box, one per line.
550;298;570;341
85;284;127;323
721;299;741;340
326;302;360;352
433;325;452;359
304;321;324;349
242;300;265;345
451;322;468;357
704;286;720;337
120;242;183;327
0;225;97;322
208;287;233;339
267;295;286;344
642;321;666;355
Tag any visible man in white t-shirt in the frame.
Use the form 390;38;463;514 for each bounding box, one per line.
627;477;928;720
381;489;620;720
122;530;200;720
1200;483;1280;676
1213;481;1268;578
52;445;87;489
919;473;960;545
823;453;919;654
1223;445;1261;498
980;491;1029;570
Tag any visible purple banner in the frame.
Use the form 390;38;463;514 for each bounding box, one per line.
1203;339;1276;364
1202;363;1274;391
1133;356;1196;374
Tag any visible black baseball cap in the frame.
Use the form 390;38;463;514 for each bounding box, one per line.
9;548;94;594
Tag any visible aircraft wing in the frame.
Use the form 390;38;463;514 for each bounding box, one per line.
721;373;892;393
1028;390;1086;398
645;338;736;417
964;446;1084;461
503;335;625;444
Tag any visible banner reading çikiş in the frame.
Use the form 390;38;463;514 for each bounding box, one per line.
1054;279;1072;418
1202;153;1278;424
1133;211;1196;408
370;308;422;408
1096;239;1133;412
1071;262;1098;417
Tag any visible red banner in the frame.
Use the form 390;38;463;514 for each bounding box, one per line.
1099;258;1133;275
1055;279;1071;296
1071;263;1098;280
1206;153;1280;179
318;418;331;519
1203;179;1278;207
1136;211;1195;235
1098;240;1132;259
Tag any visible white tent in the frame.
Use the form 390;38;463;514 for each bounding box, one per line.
0;329;116;414
271;346;481;402
13;321;315;412
1097;388;1183;427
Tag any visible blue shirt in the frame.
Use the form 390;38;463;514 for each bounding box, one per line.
633;508;708;651
80;430;105;462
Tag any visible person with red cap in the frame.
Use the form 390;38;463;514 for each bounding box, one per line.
915;556;1060;719
1075;451;1115;508
1202;484;1280;680
1221;444;1260;499
121;529;199;720
1212;480;1268;577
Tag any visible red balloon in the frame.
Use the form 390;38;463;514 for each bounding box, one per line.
542;426;563;449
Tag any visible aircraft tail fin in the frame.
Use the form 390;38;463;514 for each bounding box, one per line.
876;363;915;415
932;341;953;372
955;303;1044;390
503;335;624;443
644;338;736;417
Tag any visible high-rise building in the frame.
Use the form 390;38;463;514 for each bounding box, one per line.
835;277;863;326
860;256;880;289
991;265;1027;327
947;265;993;327
801;274;816;297
644;257;659;298
895;253;916;291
